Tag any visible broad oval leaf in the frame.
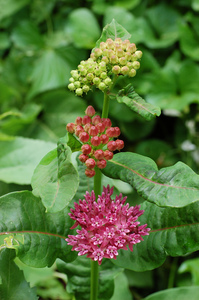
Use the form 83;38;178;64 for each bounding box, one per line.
32;136;79;213
67;8;100;49
113;200;199;271
0;249;38;300
143;286;199;300
0;137;56;185
103;152;199;207
0;191;77;268
116;84;161;120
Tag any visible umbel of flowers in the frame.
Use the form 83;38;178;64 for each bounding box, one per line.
66;185;150;265
66;105;124;177
68;38;142;96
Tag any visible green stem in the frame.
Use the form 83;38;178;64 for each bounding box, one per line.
90;260;99;300
168;257;178;289
90;91;111;300
101;92;110;119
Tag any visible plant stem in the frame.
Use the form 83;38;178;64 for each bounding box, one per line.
101;92;110;118
168;257;178;289
90;260;99;300
90;92;111;300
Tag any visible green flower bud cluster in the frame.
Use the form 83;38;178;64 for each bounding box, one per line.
68;38;142;96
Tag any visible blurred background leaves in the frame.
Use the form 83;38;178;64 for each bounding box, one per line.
1;0;199;299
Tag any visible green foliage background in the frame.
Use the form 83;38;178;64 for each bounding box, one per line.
1;0;199;299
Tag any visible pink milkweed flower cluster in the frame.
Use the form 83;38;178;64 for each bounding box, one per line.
66;185;150;265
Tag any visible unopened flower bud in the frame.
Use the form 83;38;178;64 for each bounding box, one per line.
74;81;81;88
97;159;107;169
94;149;104;160
85;168;95;178
100;42;107;50
75;125;84;136
102;56;109;64
107;39;114;49
89;125;99;136
82;115;92;125
99;62;106;71
85;158;96;169
98;82;106;91
66;122;75;133
69;77;75;83
82;85;90;93
121;66;129;75
110;55;118;64
79;132;90;143
119;57;127;65
75;117;82;125
116;48;124;57
135;50;142;59
93;77;101;85
71;70;79;80
127;43;136;53
132;61;140;70
115;38;122;44
103;77;112;87
104;150;113;160
79;68;87;76
87;73;94;81
82;144;92;154
100;72;107;80
79;154;88;163
106;127;116;138
94;48;102;57
114;127;121;137
91;136;101;147
102;118;112;128
112;66;120;75
129;69;136;77
92;115;101;125
84;123;92;132
85;105;95;117
96;122;105;133
107;141;118;151
90;52;96;60
100;134;109;144
115;139;124;150
68;83;76;91
122;39;130;49
76;88;83;96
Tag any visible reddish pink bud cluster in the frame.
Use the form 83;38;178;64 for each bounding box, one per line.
66;105;124;177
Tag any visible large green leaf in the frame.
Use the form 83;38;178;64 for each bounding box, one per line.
57;256;123;300
95;19;131;49
116;84;161;121
0;0;29;21
103;152;199;207
11;20;44;51
27;49;72;99
0;191;77;267
32;136;79;213
0;137;56;184
143;287;199;300
113;200;199;271
178;257;199;285
66;8;101;49
179;20;199;61
0;249;38;300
